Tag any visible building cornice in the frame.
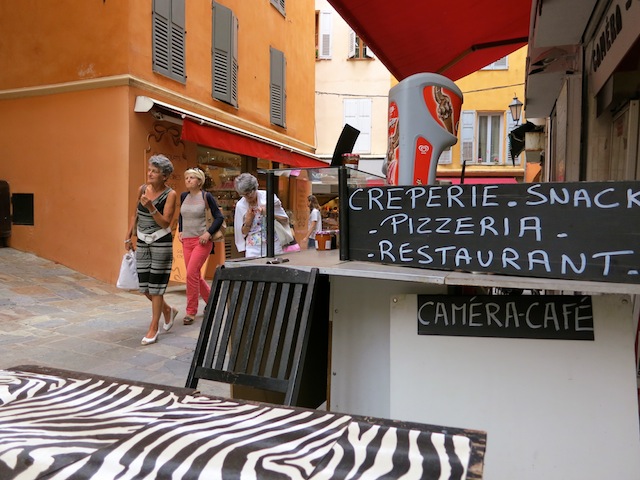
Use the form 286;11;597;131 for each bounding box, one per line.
0;75;316;153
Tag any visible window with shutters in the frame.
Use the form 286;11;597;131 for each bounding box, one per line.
315;10;332;59
461;110;508;165
270;48;286;128
439;148;452;165
477;113;503;163
212;2;238;107
152;0;186;83
343;98;372;154
348;29;375;59
460;111;476;164
270;0;285;16
481;56;508;70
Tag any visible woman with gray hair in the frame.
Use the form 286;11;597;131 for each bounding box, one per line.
233;173;289;258
124;154;178;345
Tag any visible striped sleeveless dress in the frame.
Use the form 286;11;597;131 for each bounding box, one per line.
135;187;173;295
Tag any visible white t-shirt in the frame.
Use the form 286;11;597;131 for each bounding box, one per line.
308;208;322;238
234;190;287;257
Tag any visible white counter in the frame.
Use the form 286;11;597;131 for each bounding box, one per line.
228;248;640;295
228;249;640;479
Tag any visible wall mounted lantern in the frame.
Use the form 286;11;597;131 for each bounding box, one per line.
508;95;524;125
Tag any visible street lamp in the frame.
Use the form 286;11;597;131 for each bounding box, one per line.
508;95;524;125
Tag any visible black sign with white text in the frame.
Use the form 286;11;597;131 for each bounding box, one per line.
347;181;640;283
417;295;594;340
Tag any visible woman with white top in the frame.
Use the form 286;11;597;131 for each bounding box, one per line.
233;173;289;258
303;195;322;249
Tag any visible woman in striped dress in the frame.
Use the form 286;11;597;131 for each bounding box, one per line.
124;154;178;346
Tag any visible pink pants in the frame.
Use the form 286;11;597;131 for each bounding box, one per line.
182;237;212;316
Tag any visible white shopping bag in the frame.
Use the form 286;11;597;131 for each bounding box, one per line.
116;252;139;290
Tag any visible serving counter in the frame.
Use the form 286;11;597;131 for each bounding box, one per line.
228;248;640;480
234;171;640;478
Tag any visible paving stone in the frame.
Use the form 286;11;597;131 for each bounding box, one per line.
0;248;230;394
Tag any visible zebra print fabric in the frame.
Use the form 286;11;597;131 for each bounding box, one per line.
0;369;480;479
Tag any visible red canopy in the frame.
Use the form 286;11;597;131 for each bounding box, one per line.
439;177;518;185
181;120;328;169
327;0;532;81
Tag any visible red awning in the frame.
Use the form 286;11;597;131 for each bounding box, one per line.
181;120;328;168
327;1;532;81
439;177;518;185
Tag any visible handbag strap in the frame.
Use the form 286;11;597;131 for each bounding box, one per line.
202;191;214;213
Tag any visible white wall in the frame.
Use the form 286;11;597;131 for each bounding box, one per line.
330;275;640;477
314;0;391;161
329;276;447;417
388;293;640;479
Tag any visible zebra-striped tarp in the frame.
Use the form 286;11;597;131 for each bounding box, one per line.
0;368;486;479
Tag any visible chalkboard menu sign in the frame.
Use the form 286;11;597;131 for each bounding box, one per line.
417;295;594;340
347;182;640;284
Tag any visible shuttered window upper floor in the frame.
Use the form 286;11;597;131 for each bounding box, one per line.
152;0;186;83
212;2;238;107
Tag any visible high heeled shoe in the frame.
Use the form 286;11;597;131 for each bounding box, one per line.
141;331;159;346
163;307;178;332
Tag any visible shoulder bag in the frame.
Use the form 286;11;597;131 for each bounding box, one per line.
203;191;227;242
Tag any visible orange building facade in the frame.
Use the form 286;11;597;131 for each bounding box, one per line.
0;0;317;283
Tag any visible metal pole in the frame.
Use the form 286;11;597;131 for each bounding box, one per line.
266;171;275;258
338;166;349;260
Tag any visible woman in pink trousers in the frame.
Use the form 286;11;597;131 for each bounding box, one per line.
178;168;224;325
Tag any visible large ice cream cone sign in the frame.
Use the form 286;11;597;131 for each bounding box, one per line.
385;73;463;186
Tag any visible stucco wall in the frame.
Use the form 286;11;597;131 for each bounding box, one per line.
0;87;131;280
443;46;528;174
0;0;316;282
314;0;392;162
0;1;316;147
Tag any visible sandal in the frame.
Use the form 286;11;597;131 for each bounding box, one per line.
183;315;195;325
163;307;178;332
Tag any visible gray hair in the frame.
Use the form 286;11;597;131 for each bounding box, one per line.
149;154;174;176
234;173;259;195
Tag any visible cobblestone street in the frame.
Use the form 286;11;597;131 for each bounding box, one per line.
0;248;228;397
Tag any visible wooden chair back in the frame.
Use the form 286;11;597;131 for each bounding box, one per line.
186;265;319;406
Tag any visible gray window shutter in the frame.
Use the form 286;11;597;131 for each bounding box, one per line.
270;47;286;127
344;98;371;154
364;44;376;59
348;29;356;58
212;2;238;107
170;1;186;79
318;11;332;59
439;148;452;165
494;56;508;69
270;0;285;16
152;0;186;83
461;110;475;164
481;56;508;70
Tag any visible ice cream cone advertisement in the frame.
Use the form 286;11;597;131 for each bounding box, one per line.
425;85;462;135
384;73;463;186
385;103;400;185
